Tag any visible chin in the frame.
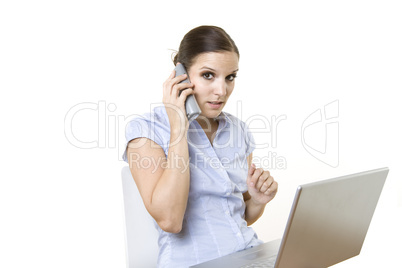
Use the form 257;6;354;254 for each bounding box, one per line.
200;110;223;119
201;102;225;116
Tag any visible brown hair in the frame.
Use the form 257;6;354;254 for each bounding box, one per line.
173;25;239;69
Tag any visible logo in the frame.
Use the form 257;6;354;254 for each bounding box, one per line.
301;100;339;167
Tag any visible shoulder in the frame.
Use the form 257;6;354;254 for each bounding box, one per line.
222;111;248;130
126;106;169;134
124;105;171;159
127;105;169;126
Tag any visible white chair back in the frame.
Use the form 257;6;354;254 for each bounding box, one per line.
121;166;159;268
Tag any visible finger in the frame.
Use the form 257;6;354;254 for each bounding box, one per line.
173;82;193;97
170;69;176;78
164;73;188;95
171;73;188;86
163;70;175;95
172;83;194;94
249;167;263;187
246;163;256;184
255;171;270;190
164;69;176;85
264;180;278;195
170;79;191;97
248;163;256;176
178;87;194;101
264;181;278;196
259;176;274;193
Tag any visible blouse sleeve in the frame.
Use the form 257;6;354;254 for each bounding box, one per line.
122;116;168;163
243;121;256;157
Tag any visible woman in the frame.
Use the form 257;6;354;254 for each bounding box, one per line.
123;25;278;267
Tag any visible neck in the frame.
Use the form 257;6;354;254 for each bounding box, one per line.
196;115;219;131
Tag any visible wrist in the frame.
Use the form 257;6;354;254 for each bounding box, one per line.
170;127;188;142
249;196;268;207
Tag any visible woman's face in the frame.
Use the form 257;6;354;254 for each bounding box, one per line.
188;51;239;120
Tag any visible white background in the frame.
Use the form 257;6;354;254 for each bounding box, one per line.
1;0;401;267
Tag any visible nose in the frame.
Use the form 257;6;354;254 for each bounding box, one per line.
214;79;227;96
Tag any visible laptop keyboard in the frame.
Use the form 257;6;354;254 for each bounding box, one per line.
240;255;277;268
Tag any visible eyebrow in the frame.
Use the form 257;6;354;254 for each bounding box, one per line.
200;66;239;73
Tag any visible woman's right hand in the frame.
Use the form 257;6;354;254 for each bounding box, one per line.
162;68;194;133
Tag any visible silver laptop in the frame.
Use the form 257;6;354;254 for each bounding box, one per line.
191;167;389;268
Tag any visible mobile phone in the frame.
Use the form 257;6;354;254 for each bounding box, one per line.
175;63;201;121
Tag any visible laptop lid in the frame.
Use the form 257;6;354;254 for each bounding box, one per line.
275;167;389;267
191;168;389;268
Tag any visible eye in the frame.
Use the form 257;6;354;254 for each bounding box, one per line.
226;73;237;81
202;72;214;80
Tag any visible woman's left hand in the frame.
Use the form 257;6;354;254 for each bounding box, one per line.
246;163;278;205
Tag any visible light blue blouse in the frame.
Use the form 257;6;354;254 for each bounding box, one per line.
123;105;263;267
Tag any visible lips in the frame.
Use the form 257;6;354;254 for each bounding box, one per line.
207;101;224;109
